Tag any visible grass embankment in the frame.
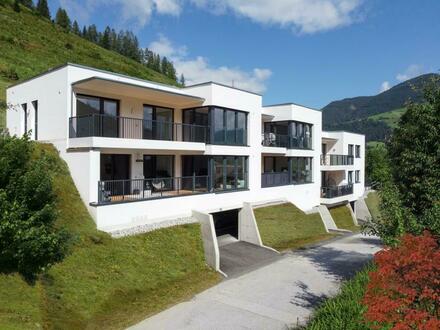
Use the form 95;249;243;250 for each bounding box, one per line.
254;203;335;251
0;2;177;128
365;191;381;221
0;143;220;329
301;264;374;330
329;205;360;232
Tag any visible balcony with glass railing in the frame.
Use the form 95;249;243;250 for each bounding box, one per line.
321;184;353;199
320;154;354;166
69;114;210;143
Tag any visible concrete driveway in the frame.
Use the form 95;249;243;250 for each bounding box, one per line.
129;233;382;330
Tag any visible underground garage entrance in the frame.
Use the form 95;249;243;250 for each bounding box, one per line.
210;208;279;277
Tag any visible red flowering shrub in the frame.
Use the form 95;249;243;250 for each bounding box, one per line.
363;231;440;330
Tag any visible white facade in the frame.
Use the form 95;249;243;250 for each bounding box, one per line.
6;63;365;231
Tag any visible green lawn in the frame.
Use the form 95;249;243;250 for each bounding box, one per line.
254;203;335;251
0;3;177;128
365;191;381;221
367;141;385;148
368;108;406;129
329;205;360;232
301;264;374;330
0;143;220;329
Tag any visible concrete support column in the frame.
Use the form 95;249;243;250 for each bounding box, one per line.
89;149;100;204
239;202;263;246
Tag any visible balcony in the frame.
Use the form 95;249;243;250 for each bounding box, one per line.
321;184;353;198
96;176;209;204
261;172;290;187
261;133;312;149
69;114;209;143
320;154;354;166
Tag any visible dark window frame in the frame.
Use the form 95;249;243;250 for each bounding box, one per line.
22;103;27;134
32;100;38;140
264;120;313;150
348;144;354;156
348;170;354;184
210;155;248;192
355;145;361;158
355;170;360;183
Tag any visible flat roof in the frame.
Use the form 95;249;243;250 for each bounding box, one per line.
263;102;321;112
184;81;262;96
322;130;366;137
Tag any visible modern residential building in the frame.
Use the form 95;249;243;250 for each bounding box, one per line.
6;64;365;238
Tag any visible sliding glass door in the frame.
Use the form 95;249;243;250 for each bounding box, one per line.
143;155;174;190
143;105;173;140
213;156;248;191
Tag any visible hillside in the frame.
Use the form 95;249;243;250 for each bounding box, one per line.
0;142;219;329
0;2;177;128
322;73;439;141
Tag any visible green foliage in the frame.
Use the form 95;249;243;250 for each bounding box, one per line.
388;78;440;220
365;143;391;186
301;264;375;330
329;205;359;232
368;107;406;129
36;0;50;19
55;7;71;31
254;203;334;251
0;135;69;280
13;0;20;12
0;143;220;328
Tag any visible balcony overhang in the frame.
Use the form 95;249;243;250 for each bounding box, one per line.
72;77;205;108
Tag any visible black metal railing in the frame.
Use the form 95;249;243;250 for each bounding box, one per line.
97;176;209;204
320;154;354;166
261;172;290;187
321;184;353;198
261;133;312;149
69;114;209;143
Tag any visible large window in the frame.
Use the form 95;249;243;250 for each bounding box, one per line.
348;171;353;184
183;106;247;145
355;145;361;158
355;170;360;183
265;120;313;149
263;157;289;173
76;94;119;137
143;155;174;190
291;157;313;184
348;144;354;156
143;105;173;140
182;107;209;142
213;156;248;191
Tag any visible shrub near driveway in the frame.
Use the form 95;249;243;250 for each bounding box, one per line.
363;231;440;330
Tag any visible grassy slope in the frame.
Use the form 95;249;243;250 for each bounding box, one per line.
254;203;335;251
329;205;359;232
368;107;406;129
302;264;374;330
0;143;220;329
365;191;381;221
0;3;177;128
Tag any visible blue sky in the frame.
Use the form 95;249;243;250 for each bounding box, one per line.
52;0;440;108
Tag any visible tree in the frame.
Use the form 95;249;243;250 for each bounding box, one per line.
36;0;50;19
82;26;87;38
20;0;34;9
387;77;440;223
0;135;69;280
365;143;391;187
55;8;71;31
72;20;80;35
179;74;185;86
87;24;98;43
13;0;20;12
100;26;111;49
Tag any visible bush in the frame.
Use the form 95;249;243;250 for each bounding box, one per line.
363;231;440;329
0;135;69;280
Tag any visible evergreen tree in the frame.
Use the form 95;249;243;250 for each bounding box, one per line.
13;0;21;12
180;74;185;86
110;29;118;51
87;25;98;43
55;8;71;31
20;0;34;9
82;26;87;38
161;56;169;75
72;20;80;35
36;0;50;19
101;26;111;49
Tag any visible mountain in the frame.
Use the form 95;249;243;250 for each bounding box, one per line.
322;73;439;142
0;1;177;127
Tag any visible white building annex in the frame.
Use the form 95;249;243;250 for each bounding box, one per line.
6;63;365;247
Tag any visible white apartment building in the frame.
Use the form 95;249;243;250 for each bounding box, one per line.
6;64;365;237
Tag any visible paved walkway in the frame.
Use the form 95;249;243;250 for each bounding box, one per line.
129;234;382;330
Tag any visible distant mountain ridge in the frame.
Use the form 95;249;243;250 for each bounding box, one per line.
322;73;439;142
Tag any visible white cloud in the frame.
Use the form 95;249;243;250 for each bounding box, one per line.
380;81;391;92
396;64;425;82
64;0;364;33
62;0;181;26
191;0;364;33
148;36;271;93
